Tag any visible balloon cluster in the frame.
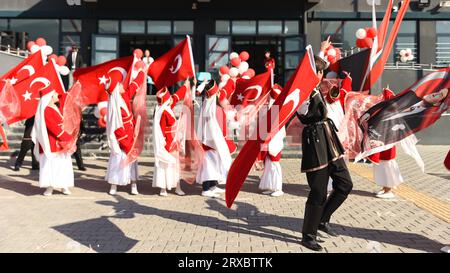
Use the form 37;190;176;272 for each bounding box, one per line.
94;101;108;128
133;48;143;59
399;48;414;63
355;27;377;49
219;51;256;83
27;37;70;75
323;45;341;65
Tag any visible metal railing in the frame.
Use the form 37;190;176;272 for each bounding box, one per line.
0;44;28;58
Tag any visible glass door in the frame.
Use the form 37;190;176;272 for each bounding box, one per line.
205;35;231;76
91;34;119;65
283;35;305;84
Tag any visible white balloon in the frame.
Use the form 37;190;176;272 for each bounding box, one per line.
229;67;239;78
94;107;100;118
400;56;409;63
230;52;239;60
407;54;414;61
327;48;337;57
221;74;231;83
241;75;251;80
59;65;70;76
355;28;367;40
326;72;338;79
238;61;249;74
399;49;407;57
30;44;40;54
41;45;53;56
405;48;412;55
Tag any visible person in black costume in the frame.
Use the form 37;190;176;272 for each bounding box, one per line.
14;117;39;171
297;56;353;252
73;119;86;171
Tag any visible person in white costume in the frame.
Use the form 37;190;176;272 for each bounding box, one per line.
196;80;237;198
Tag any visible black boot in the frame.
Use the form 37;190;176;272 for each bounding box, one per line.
301;204;324;252
13;164;20;171
319;192;349;237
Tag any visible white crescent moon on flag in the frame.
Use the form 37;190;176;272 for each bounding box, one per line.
243;85;263;102
18;65;36;77
278;89;301;126
169;54;182;74
107;67;127;82
30;77;51;91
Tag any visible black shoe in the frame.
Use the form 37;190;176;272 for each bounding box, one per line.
78;166;87;171
13;165;20;171
301;234;323;252
318;222;338;237
32;165;39;170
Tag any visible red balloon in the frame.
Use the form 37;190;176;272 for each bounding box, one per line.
133;48;143;58
35;37;47;47
27;41;35;50
239;51;250;61
246;68;256;78
230;57;241;67
335;48;342;60
134;60;145;70
356;38;373;49
219;65;230;75
99;108;107;117
327;55;336;64
366;27;378;39
57;55;67;66
98;117;107;128
48;54;58;61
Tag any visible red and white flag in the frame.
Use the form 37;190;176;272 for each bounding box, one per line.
230;70;272;108
148;36;195;89
0;50;45;90
225;46;320;208
6;60;66;125
73;56;134;105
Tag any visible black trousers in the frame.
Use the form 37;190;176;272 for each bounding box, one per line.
202;180;218;191
73;142;84;169
15;139;38;168
302;158;353;236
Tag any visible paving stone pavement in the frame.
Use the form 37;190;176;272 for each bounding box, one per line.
0;145;449;253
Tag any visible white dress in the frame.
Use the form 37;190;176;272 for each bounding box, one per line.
373;159;404;188
39;152;74;189
259;157;283;192
197;149;228;185
105;151;139;186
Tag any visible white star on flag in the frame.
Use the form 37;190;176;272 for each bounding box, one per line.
237;93;244;101
9;77;18;85
98;75;108;85
22;90;32;101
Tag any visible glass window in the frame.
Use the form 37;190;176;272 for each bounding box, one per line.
173;21;194;34
216;20;230;35
232;21;256;35
259;21;282;35
208;37;229;52
322;21;372;50
285;53;301;69
61;35;80;56
95;36;117;51
9;19;59;51
436;21;450;67
389;21;417;63
285;38;301;52
0;19;7;30
284;21;299;35
121;20;145;34
62;19;82;33
98;20;119;34
147;20;171;34
94;52;117;64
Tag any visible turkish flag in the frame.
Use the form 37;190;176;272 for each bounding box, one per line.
7;60;66;125
0;50;45;90
225;46;320;208
148;37;195;89
73;56;134;105
230;70;272;108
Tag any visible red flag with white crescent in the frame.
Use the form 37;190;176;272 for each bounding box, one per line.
0;50;45;91
230;70;272;108
148;36;195;89
225;45;320;208
73;56;134;105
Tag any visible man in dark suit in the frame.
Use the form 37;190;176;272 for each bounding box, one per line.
14;117;39;171
66;44;84;87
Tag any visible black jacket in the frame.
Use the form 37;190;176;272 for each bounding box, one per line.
298;88;345;173
67;50;84;70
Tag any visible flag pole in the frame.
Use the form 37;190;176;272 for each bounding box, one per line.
186;35;196;82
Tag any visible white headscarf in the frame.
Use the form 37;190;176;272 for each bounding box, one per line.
106;84;129;154
153;100;177;167
31;91;55;161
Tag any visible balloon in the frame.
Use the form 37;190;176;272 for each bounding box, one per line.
27;41;35;50
238;61;249;74
221;74;231;83
400;56;409;63
327;55;336;64
355;28;367;40
230;57;241;67
134;60;145;70
41;45;53;56
246;68;256;78
405;48;412;55
367;27;378;39
399;49;407;56
133;48;143;58
98;117;107;128
229;67;239;78
57;55;67;66
48;54;58;62
357;38;373;48
94;107;100;118
58;66;70;76
99;107;108;116
219;65;230;75
327;48;337;57
35;37;47;46
30;44;40;54
335;48;342;60
407;54;414;61
239;51;250;61
230;52;239;60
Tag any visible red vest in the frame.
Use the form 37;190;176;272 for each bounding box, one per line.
39;106;72;153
